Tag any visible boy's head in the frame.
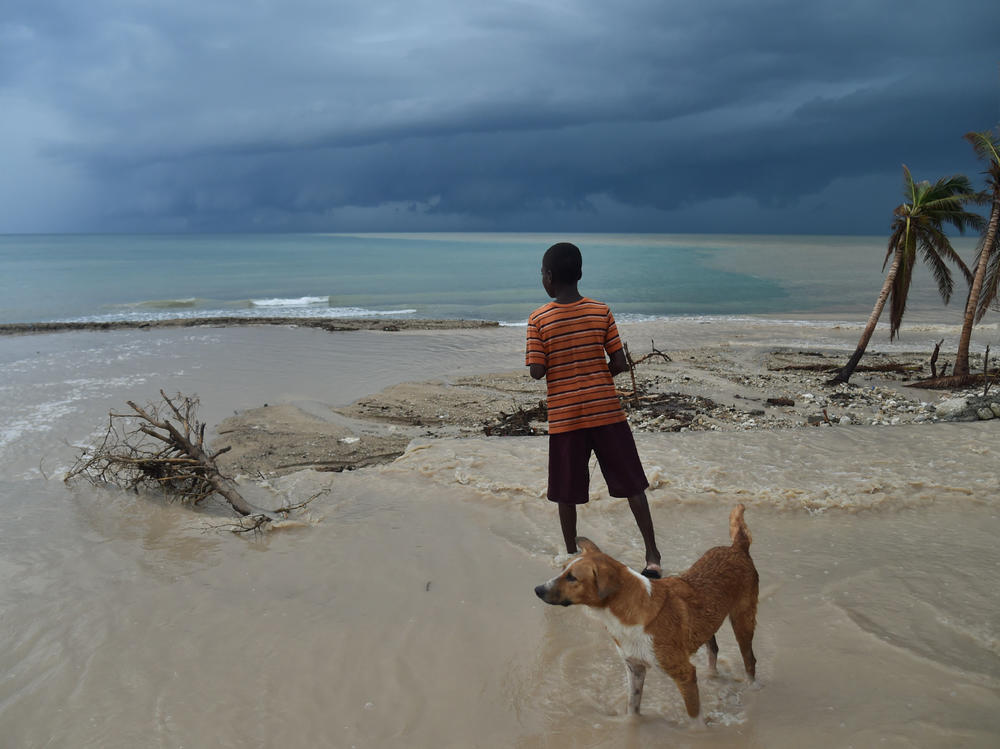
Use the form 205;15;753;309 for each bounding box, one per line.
541;242;583;289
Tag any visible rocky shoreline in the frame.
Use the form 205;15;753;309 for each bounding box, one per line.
0;316;500;336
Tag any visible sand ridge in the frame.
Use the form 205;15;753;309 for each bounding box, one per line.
212;342;993;478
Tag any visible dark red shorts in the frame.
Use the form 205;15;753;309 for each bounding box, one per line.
547;420;649;504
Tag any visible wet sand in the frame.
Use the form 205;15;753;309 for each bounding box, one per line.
1;319;998;748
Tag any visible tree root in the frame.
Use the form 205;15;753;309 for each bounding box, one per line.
906;370;999;389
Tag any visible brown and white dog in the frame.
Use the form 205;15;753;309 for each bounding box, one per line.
534;504;758;721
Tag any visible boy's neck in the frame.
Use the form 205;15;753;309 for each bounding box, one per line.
551;283;583;304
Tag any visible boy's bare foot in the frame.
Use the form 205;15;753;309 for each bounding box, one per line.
640;562;662;579
552;551;577;568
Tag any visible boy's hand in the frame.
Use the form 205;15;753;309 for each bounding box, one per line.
529;364;547;380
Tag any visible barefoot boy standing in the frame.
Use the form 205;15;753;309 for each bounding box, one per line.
526;242;662;578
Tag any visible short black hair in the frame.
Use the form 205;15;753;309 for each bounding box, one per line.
542;242;582;284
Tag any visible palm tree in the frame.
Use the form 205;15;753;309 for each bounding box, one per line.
831;166;981;384
953;127;1000;377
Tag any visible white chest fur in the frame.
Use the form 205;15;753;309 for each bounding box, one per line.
589;606;656;666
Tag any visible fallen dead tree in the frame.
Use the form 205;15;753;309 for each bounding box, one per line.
65;390;309;525
771;362;921;374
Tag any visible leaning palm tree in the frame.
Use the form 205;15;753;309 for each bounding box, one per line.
831;166;981;384
953;127;1000;377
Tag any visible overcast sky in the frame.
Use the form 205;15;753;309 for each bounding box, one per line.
1;0;998;235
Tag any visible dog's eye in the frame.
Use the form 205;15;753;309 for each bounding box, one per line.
565;573;577;582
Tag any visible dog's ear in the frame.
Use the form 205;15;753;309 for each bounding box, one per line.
576;537;601;554
594;566;619;601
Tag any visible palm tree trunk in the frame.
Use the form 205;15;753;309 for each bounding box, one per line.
830;249;902;384
954;194;1000;376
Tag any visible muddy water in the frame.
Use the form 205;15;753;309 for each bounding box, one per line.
389;432;1000;748
1;323;999;747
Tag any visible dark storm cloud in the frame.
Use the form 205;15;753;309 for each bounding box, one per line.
1;0;998;233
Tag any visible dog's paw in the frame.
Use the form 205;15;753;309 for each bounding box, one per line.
687;714;708;731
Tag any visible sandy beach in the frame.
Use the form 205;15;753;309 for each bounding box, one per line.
1;317;998;748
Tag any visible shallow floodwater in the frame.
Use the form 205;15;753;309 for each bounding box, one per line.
1;322;998;748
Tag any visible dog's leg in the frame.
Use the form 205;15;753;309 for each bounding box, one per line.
706;635;719;676
625;659;647;715
666;661;701;720
730;605;757;681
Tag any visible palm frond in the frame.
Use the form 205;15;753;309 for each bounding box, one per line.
981;247;1000;320
917;176;985;235
922;220;972;276
918;235;956;303
883;225;905;271
927;204;986;234
964;129;1000;175
900;164;915;199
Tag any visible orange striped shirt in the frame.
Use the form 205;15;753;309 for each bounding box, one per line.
525;298;626;434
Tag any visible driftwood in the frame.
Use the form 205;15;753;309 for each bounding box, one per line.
629;340;673;366
623;340;673;406
930;339;944;378
766;397;795;407
65;390;292;522
621;392;718;430
483;401;548;436
623;343;640;406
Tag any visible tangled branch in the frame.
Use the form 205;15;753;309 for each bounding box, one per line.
66;390;283;521
622;339;673;405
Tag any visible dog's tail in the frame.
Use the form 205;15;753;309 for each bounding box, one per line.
729;504;752;552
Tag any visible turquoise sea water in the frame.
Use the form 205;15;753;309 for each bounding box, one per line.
0;232;977;324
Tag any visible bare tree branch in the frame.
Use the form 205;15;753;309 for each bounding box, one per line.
65;392;289;521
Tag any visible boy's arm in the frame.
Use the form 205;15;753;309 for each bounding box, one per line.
604;307;628;376
608;348;629;376
526;316;547;380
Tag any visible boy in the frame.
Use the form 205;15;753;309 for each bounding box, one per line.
526;242;662;578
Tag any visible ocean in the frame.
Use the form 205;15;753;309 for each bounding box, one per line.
0;232;980;325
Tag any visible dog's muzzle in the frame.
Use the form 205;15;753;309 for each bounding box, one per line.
534;582;572;606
